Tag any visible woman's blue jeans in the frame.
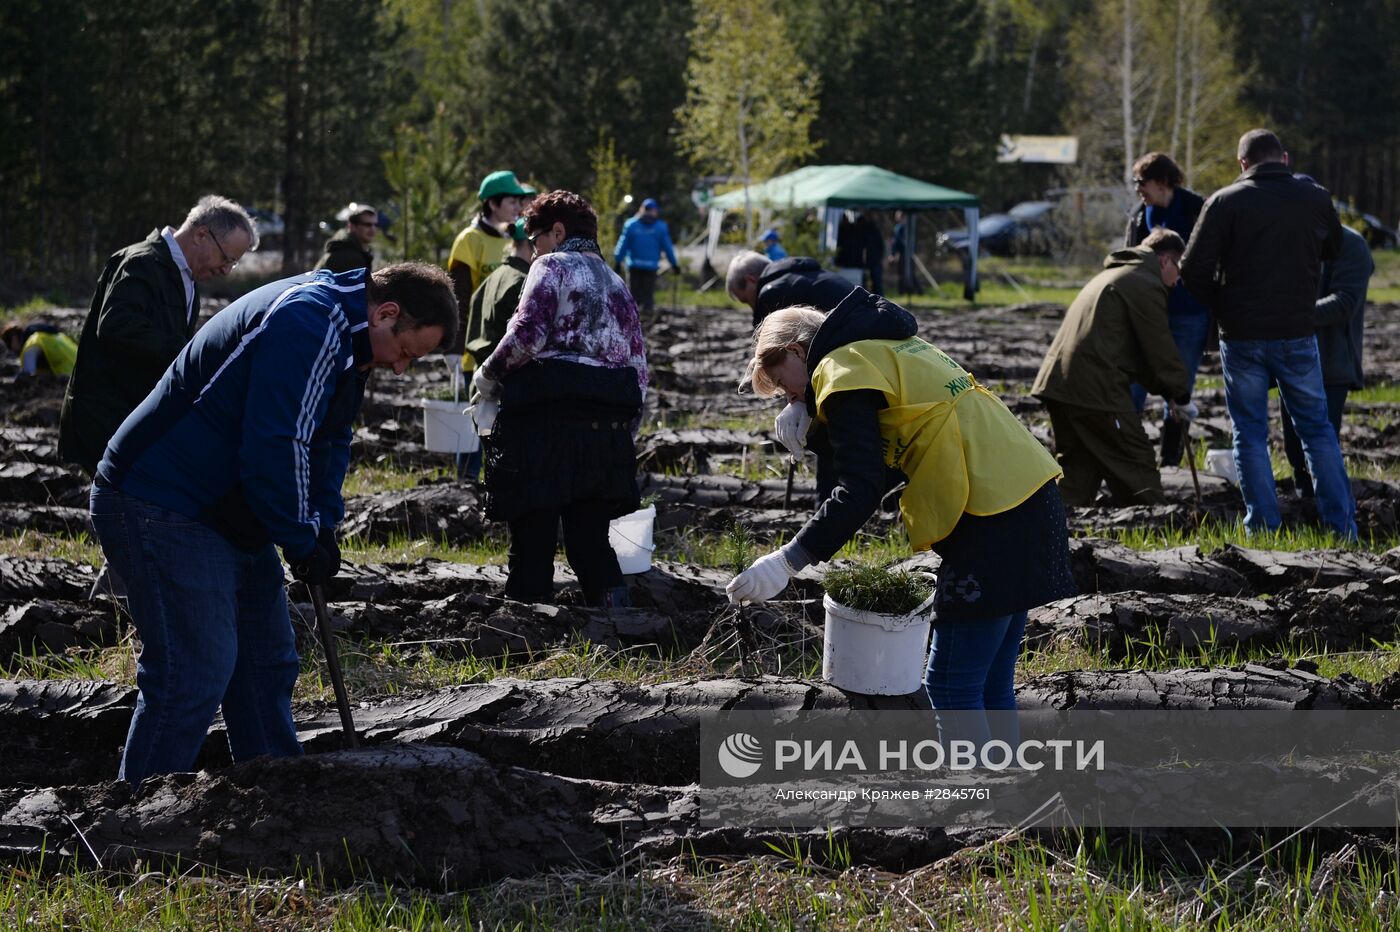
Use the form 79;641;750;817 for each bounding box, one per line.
90;484;304;785
924;610;1027;749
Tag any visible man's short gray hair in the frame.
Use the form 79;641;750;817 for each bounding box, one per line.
726;249;770;298
179;195;259;250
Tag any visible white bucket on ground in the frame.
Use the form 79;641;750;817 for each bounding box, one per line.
822;593;934;695
421;398;479;454
1203;448;1238;486
608;504;656;575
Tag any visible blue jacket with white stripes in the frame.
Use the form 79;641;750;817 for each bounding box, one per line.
96;268;372;561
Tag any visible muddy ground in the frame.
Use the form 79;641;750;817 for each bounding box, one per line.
0;299;1397;887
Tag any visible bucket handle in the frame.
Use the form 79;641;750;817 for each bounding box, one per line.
609;524;656;554
910;570;939;618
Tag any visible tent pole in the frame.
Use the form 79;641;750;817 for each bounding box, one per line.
904;213;916;295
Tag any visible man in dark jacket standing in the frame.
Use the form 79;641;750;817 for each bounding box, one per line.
1033;230;1195;506
313;202;377;274
90;263;456;785
58;196;256;476
1180;129;1354;539
1280;218;1374;496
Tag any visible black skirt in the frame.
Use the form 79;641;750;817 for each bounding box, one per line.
483;358;642;523
929;479;1076;623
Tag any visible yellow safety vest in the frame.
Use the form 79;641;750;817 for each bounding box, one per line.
22;330;78;376
811;338;1061;550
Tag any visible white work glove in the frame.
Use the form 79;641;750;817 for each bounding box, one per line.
773;401;812;459
472;368;502;403
726;550;797;604
1171;399;1199;423
469;399;499;436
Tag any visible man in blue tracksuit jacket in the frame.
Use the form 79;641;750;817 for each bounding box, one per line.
91;262;457;785
613;197;680;317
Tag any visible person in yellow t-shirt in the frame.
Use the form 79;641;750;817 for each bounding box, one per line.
3;322;78;378
447;170;529;360
727;299;1075;741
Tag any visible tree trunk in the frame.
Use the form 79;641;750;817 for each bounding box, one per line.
738;86;752;244
1120;0;1136;187
280;0;307;274
1170;0;1185;156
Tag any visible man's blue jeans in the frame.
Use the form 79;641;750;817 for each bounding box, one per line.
1218;337;1357;539
90;484;303;785
924;610;1027;749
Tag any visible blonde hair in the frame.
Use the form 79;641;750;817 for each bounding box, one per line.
742;305;826;395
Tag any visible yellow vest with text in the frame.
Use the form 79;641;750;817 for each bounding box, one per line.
22;330;78;376
811;338;1061;550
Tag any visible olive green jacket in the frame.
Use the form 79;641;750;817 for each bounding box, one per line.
58;230;199;475
464;255;530;366
1032;246;1189;413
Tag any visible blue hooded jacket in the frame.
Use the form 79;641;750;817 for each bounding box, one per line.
613;216;679;270
97;269;372;560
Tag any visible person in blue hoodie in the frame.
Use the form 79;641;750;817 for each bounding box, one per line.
761;228;787;261
90;262;457;785
613;198;680;317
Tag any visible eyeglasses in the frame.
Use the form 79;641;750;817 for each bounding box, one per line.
527;230;544;246
206;226;239;271
1132;177;1148;188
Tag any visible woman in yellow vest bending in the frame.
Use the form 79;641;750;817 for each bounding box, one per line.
728;304;1075;730
3;322;78;378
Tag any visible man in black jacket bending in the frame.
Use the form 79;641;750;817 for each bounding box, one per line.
726;251;858;329
1180;129;1355;540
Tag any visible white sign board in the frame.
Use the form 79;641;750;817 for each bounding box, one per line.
997;135;1079;164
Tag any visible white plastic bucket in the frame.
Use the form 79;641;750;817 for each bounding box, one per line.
608;504;656;575
822;593;934;695
421;398;479;453
1203;448;1238;486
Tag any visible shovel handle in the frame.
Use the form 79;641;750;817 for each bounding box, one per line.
310;584;358;748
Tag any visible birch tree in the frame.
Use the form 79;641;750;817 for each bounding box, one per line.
675;0;819;241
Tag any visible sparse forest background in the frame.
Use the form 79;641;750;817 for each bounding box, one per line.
1;0;1396;295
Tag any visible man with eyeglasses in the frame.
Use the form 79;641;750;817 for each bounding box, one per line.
59;195;257;477
314;202;377;274
1033;228;1196;507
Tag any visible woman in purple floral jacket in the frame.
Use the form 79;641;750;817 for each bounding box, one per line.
472;191;648;607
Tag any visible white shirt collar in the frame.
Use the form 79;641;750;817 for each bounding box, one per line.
161;226;196;321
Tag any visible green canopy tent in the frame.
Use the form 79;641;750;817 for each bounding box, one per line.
706;164;982;298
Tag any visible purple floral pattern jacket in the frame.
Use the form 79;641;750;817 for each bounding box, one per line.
480;250;648;394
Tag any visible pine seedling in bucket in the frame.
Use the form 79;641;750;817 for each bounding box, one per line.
821;564;935;695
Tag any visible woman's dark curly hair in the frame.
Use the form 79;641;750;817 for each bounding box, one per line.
523;190;598;241
1132;151;1185;189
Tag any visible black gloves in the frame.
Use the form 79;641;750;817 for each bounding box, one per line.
290;528;340;585
318;525;340;570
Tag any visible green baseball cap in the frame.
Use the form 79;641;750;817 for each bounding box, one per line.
509;218;528;241
479;170;529;201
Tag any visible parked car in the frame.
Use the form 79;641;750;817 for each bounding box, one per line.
241;206;285;248
937;200;1060;257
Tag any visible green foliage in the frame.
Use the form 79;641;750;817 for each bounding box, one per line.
381;103;475;264
676;0;820;238
586;132;637;257
822;564;932;615
458;0;692;199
